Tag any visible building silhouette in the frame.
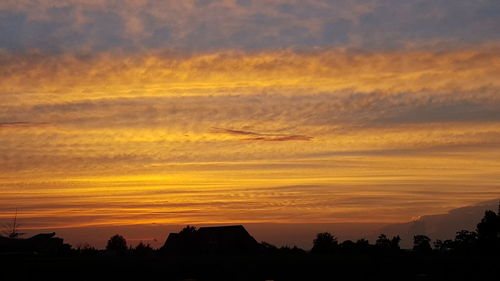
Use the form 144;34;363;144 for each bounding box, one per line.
162;225;259;254
0;232;69;255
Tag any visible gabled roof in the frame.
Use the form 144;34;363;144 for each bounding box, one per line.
162;225;260;254
198;225;251;234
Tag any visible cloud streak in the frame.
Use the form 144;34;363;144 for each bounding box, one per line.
2;47;500;107
213;127;313;142
0;122;51;128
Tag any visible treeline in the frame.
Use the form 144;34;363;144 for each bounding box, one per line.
1;208;499;281
72;208;499;257
308;209;499;255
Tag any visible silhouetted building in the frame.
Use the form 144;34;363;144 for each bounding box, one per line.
0;232;69;255
162;225;259;254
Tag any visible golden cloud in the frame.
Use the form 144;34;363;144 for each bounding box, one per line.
1;47;500;228
2;47;500;106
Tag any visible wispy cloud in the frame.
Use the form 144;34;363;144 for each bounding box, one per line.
2;47;500;107
1;1;500;231
212;127;312;142
212;128;262;136
242;135;313;142
0;121;51;128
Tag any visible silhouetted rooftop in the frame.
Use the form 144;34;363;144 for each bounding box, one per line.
162;225;259;254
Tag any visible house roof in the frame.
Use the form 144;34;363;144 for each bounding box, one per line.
162;225;259;254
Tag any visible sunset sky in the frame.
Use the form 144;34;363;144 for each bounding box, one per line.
1;0;500;247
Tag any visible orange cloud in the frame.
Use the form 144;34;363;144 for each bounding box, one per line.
1;47;500;230
0;47;499;106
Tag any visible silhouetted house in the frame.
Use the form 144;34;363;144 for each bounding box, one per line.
0;232;69;255
197;225;259;253
162;232;191;253
162;225;259;254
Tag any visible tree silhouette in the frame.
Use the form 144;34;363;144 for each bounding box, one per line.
311;232;338;254
106;234;128;255
1;209;25;239
340;240;356;252
413;235;432;253
476;209;500;252
375;234;400;251
279;245;306;254
433;239;454;252
391;235;401;250
77;242;99;256
133;242;154;256
356;239;371;251
356;238;369;246
179;225;197;236
375;234;389;245
454;230;478;253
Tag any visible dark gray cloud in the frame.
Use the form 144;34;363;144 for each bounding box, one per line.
1;0;499;53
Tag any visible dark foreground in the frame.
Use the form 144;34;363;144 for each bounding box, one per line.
2;252;499;281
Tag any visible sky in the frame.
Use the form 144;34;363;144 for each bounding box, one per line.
1;0;500;247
